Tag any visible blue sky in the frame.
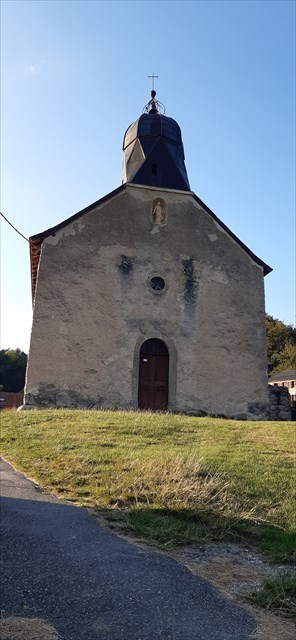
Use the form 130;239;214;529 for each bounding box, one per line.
1;0;295;352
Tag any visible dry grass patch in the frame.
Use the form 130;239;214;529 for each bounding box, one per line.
100;455;257;546
251;611;296;640
0;617;61;640
109;455;233;510
183;556;265;590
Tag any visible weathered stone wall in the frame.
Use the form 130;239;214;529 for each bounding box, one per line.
268;385;291;420
24;183;269;419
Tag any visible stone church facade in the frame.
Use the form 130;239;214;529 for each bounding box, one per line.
24;91;272;418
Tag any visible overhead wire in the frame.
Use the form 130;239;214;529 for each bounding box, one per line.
0;211;29;242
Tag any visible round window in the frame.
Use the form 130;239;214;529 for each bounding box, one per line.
150;276;165;291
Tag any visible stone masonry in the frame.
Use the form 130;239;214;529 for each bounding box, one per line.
268;385;291;421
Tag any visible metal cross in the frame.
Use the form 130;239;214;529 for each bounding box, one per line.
148;74;159;91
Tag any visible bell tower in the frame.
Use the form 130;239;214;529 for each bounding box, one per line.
122;89;190;192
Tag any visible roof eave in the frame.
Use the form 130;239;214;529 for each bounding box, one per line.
29;184;127;303
30;184;126;242
192;193;272;277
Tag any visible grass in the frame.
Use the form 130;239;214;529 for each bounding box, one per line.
0;409;295;562
246;573;296;619
0;617;60;640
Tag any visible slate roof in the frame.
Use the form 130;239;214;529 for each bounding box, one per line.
268;370;296;382
122;113;190;191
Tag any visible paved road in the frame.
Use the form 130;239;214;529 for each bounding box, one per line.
0;458;257;639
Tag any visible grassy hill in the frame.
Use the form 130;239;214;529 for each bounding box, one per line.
1;410;295;563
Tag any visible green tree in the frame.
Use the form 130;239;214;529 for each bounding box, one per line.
266;314;296;375
0;349;27;392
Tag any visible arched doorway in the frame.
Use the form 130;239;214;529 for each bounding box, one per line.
138;339;169;410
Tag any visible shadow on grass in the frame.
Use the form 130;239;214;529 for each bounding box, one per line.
92;505;296;563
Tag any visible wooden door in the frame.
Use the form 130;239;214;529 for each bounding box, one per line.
138;340;169;410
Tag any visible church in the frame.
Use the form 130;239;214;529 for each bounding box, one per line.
24;89;272;418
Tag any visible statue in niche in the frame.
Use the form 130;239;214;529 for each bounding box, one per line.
151;199;166;234
153;201;164;225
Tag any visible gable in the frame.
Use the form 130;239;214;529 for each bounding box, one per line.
29;183;272;302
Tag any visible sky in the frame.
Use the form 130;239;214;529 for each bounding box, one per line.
1;0;295;353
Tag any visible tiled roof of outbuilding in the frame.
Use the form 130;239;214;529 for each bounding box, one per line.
268;370;296;382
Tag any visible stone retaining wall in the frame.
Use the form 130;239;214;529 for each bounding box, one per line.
268;385;291;420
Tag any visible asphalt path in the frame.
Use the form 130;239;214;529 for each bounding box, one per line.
0;458;257;639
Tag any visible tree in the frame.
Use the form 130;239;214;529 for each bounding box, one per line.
265;314;296;376
0;349;27;392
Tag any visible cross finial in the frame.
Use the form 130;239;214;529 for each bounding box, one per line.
148;73;159;91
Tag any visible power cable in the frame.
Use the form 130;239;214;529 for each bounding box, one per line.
0;212;29;242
